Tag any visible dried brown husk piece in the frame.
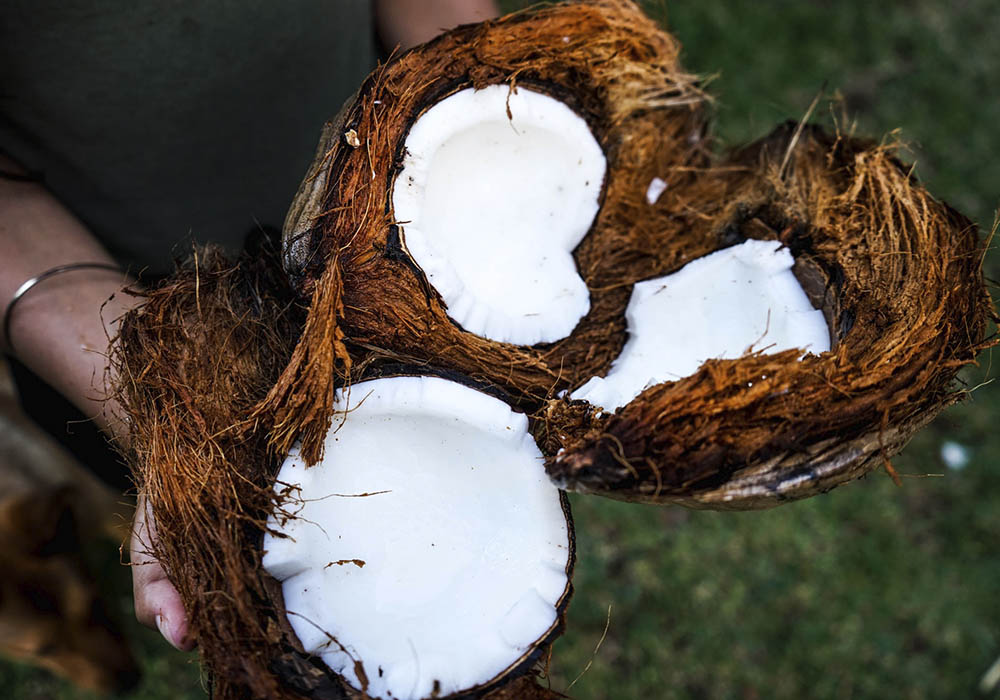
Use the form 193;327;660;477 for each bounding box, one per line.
542;123;996;508
112;241;321;699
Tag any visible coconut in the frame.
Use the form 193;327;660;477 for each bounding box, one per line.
278;0;993;504
110;1;995;698
390;84;606;346
569;238;832;412
262;376;574;700
541;123;995;508
277;0;710;463
114;243;576;700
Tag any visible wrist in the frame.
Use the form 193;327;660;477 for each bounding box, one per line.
1;154;140;438
3;263;124;354
4;264;139;437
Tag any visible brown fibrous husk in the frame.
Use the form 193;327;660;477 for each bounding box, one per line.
278;0;710;467
110;0;996;698
112;241;316;699
542;123;996;507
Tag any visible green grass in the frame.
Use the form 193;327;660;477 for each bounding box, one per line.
659;0;1000;238
548;415;1000;699
4;1;998;698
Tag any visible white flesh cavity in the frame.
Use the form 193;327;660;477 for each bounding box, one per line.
262;377;571;700
392;85;606;345
572;239;831;411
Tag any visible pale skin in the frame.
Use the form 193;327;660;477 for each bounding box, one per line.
0;0;498;653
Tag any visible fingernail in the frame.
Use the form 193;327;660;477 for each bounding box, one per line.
155;613;179;649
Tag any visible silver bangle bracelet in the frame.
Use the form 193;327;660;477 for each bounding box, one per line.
3;262;124;355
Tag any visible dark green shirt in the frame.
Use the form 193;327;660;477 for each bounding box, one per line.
1;1;375;275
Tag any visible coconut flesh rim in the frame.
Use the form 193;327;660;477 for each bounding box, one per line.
262;376;572;700
392;84;606;346
572;239;832;411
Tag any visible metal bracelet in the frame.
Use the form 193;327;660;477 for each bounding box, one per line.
3;262;123;355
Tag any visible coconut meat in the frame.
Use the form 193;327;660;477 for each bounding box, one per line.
262;376;571;700
392;84;605;345
572;239;831;411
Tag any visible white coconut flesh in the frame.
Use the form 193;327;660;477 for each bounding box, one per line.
262;376;571;700
572;239;832;411
392;84;606;346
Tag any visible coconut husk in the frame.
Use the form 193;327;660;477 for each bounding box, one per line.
112;237;572;699
542;123;996;507
113;240;320;700
110;0;996;698
275;0;710;468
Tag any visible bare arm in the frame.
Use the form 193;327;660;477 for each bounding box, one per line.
374;0;499;52
0;156;192;650
2;2;502;655
0;156;134;435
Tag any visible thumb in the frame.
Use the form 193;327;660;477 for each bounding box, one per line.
130;494;195;651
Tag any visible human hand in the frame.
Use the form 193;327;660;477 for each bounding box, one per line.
0;154;189;653
130;494;195;651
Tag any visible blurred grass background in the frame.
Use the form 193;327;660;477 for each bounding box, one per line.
2;1;997;698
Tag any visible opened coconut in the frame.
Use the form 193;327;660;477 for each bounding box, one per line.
278;0;993;507
262;375;574;700
111;1;995;698
276;0;710;456
541;122;995;507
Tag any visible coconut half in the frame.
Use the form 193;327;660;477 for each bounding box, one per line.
263;376;573;700
542;124;993;508
393;85;605;345
572;239;831;411
278;0;710;418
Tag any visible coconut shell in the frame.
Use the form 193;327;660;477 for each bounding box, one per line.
277;0;994;499
277;0;711;467
541;123;995;507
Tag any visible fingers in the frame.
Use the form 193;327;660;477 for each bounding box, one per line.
131;495;195;651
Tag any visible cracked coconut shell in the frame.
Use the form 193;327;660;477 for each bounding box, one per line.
541;123;995;507
277;0;712;454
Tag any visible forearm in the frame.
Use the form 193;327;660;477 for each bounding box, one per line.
0;156;138;436
374;0;500;52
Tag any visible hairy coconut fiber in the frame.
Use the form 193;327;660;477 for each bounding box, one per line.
113;236;568;699
280;0;710;453
113;241;310;700
111;1;995;698
542;123;996;508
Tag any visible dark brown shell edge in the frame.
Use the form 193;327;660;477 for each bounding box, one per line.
283;90;359;284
